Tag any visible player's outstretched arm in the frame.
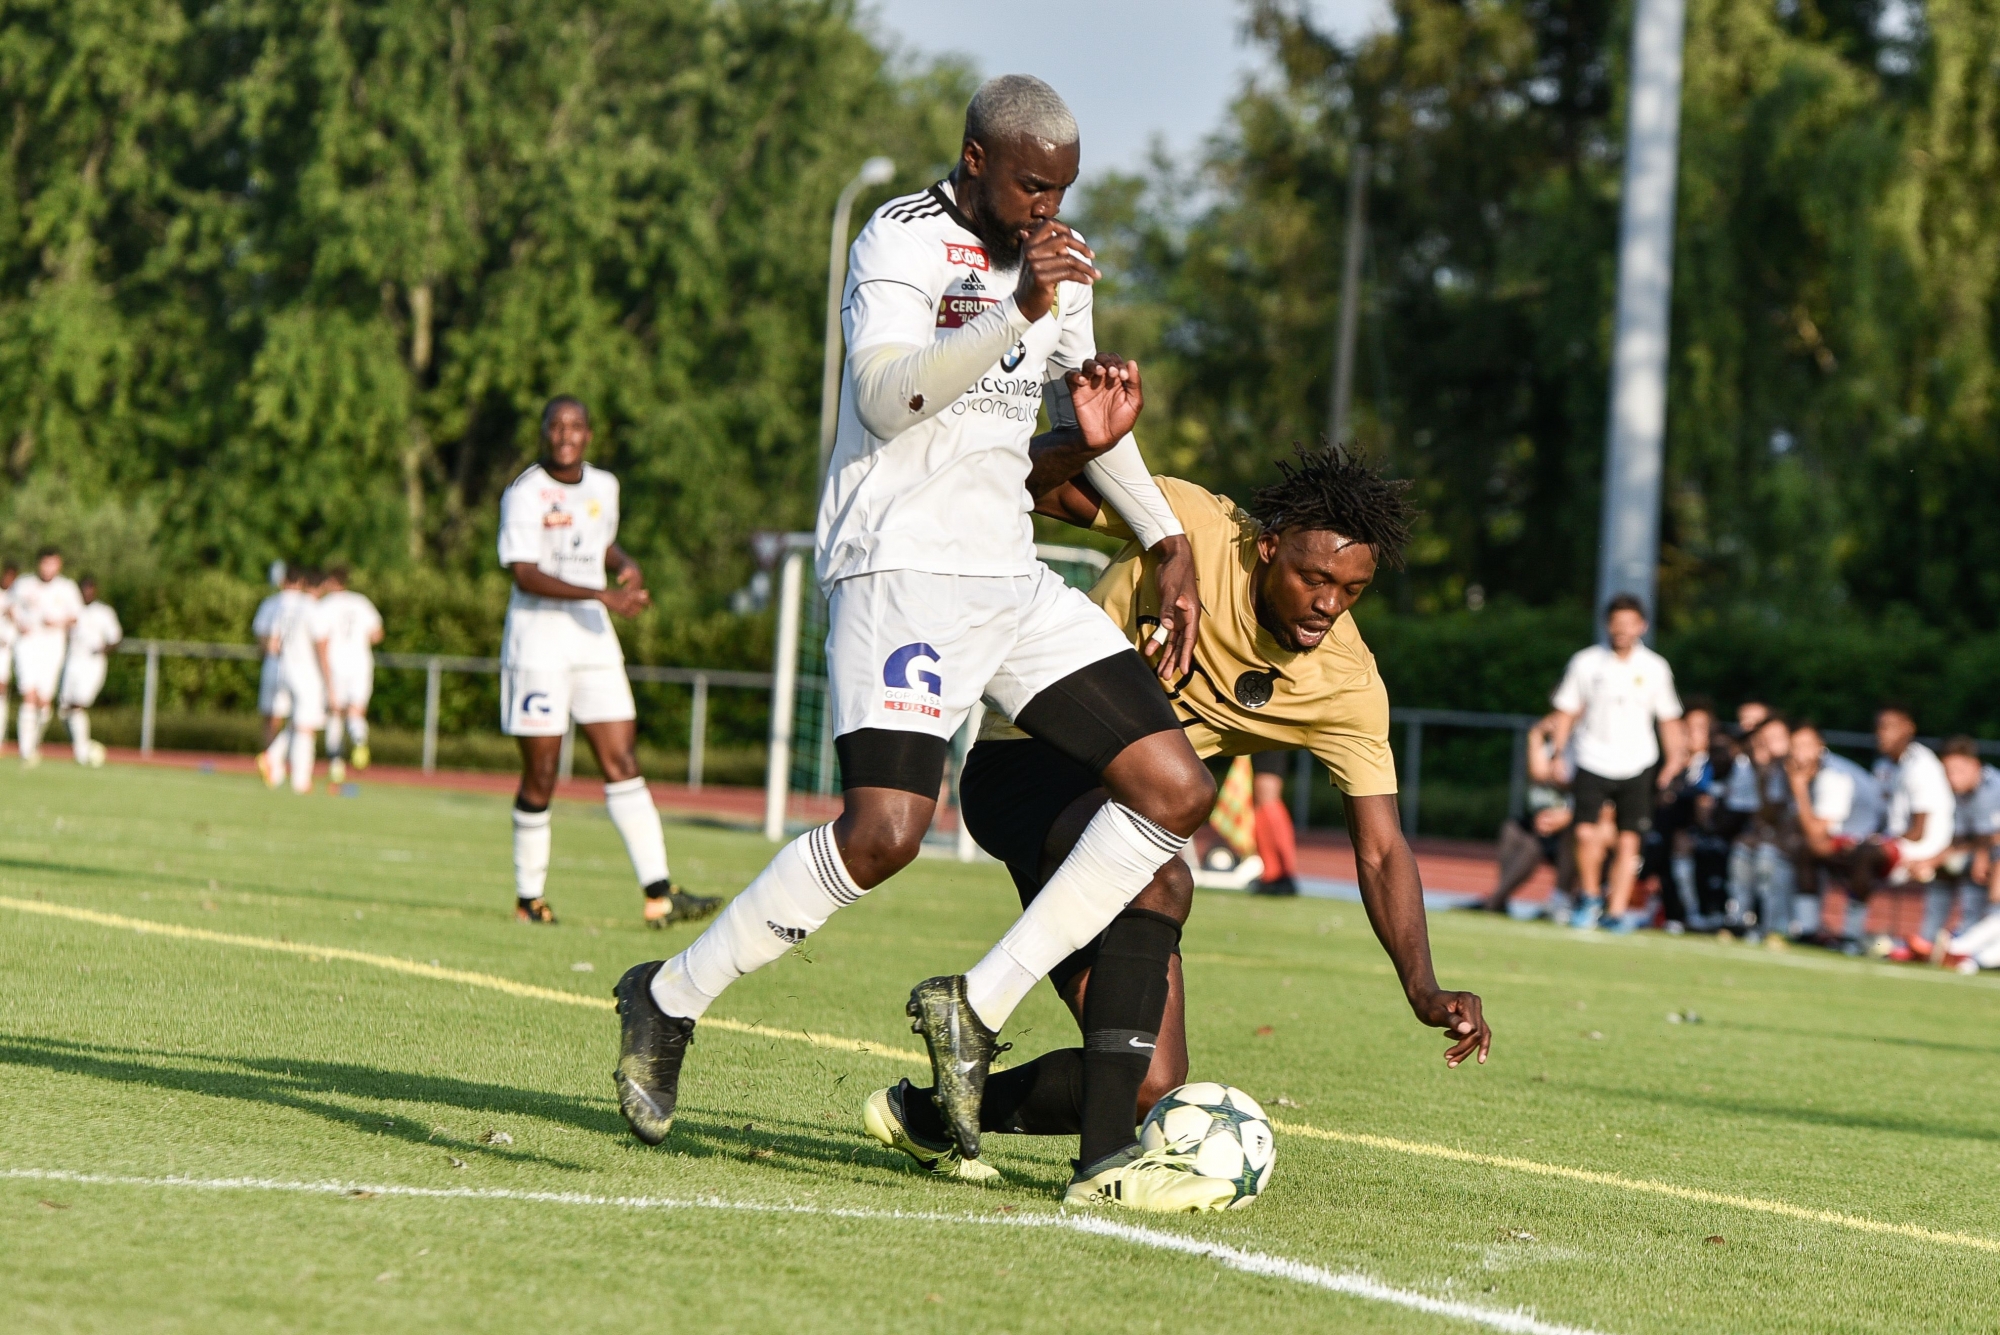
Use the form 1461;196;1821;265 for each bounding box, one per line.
510;562;650;618
1346;793;1492;1068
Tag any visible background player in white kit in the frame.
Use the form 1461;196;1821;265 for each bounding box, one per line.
0;561;18;751
59;576;121;767
253;566;306;787
262;568;328;794
12;547;83;768
497;396;720;929
316;566;383;784
615;79;1219;1196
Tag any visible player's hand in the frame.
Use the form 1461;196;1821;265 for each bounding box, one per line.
1145;535;1199;682
615;561;644;590
1066;353;1143;449
1411;987;1491;1068
1014;220;1098;323
599;587;651;618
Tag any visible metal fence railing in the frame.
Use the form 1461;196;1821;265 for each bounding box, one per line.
115;638;772;787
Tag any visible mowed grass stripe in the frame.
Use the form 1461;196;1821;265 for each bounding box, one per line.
10;892;1997;1257
0;1167;1610;1335
0;895;920;1065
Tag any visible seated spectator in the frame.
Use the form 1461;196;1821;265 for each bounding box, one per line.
1782;721;1885;944
1250;750;1300;897
1725;714;1798;944
1898;736;2000;960
1732;697;1771;743
1650;697;1724;929
1483;714;1577;916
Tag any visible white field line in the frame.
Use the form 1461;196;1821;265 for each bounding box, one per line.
8;894;1997;1256
0;1167;1607;1335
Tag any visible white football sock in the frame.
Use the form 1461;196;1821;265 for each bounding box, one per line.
263;727;289;780
964;800;1188;1031
349;715;369;746
288;726;315;793
513;807;552;901
66;709;89;762
18;703;43;760
650;823;862;1020
325;715;345;759
604;776;670;888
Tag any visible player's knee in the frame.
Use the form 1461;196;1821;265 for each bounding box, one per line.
833;817;927;889
1129;856;1194;924
1142;754;1216;837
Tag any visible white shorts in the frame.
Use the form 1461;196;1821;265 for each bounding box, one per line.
500;664;635;736
825;565;1130;742
259;658;290;718
59;656;107;710
282;668;327;730
329;661;374;710
14;636;65;700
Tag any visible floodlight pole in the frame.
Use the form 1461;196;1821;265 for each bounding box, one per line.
817;156;897;486
1596;0;1687;634
1329;144;1370;447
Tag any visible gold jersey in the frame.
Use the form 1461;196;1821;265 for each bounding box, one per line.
987;476;1398;796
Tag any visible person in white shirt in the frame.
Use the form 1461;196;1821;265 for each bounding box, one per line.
0;562;18;752
1547;593;1688;931
316;566;383;784
256;568;326;794
498;396;722;932
615;78;1216;1198
1902;736;2000;959
12;546;84;768
252;567;305;786
57;576;121;767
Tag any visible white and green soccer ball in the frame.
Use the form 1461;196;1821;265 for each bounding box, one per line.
1139;1082;1276;1207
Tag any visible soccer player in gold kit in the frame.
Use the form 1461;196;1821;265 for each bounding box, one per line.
867;429;1493;1210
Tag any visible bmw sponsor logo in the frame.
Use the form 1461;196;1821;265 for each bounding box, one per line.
1000;340;1027;372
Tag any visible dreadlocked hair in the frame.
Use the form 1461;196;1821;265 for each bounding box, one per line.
1248;444;1416;569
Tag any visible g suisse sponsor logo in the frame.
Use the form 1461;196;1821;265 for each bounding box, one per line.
943;242;988;270
520;690;553;717
881;642;943;718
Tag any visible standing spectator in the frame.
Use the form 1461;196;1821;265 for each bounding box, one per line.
1249;751;1300;896
1784;721;1886;943
58;576;120;767
1727;714;1797;944
1900;737;2000;960
0;561;17;751
1482;714;1577;917
1548;594;1688;932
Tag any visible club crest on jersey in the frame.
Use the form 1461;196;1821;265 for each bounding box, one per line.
943;242;988;270
882;642;943;718
543;507;573;528
1000;340;1027;372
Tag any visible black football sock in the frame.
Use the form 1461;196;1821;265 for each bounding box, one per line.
1077;908;1180;1166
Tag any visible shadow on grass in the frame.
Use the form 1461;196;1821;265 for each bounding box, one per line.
1575;1078;2000;1145
1706;1018;2000;1060
0;1034;610;1169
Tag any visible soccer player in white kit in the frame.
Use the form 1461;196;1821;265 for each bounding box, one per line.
316;566;383;784
260;569;328;794
0;562;18;751
12;547;83;768
615;78;1217;1191
253;567;306;787
58;576;121;767
497;396;722;930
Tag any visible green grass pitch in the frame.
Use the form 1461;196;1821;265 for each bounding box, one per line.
2;763;1997;1333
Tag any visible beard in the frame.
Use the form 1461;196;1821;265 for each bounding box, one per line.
970;208;1025;271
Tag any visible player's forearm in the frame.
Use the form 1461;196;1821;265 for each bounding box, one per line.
1025;429;1108;524
1080;437;1182;550
847;298;1032;440
1346;794;1442;1002
510;564;609;604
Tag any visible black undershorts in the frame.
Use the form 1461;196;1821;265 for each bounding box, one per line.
1571;765;1659;834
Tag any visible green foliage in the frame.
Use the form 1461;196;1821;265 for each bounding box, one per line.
0;0;970;613
1084;0;2000;629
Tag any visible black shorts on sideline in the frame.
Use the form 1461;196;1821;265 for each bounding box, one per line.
1571;765;1658;834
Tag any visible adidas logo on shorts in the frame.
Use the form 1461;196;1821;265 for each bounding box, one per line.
767;922;807;945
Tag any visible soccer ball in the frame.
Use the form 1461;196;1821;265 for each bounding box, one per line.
1139;1082;1276;1207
